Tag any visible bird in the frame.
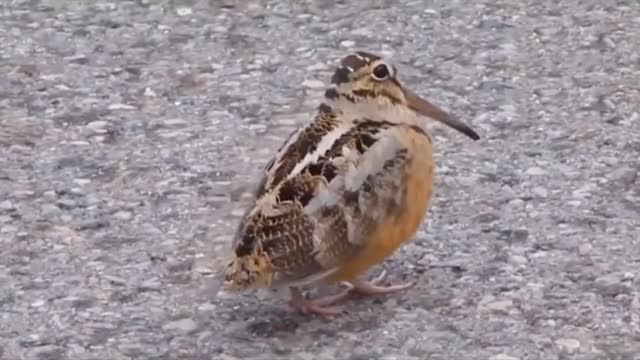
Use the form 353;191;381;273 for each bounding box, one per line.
223;51;480;316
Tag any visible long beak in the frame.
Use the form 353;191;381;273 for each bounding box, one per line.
405;88;480;140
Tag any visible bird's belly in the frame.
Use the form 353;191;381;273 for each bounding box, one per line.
325;145;435;283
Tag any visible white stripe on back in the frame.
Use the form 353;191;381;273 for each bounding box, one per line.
286;120;354;181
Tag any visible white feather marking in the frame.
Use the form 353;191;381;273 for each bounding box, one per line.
304;181;339;214
253;192;282;216
345;66;354;72
266;126;305;179
304;128;407;219
344;130;404;192
341;145;360;162
354;53;366;61
286;121;353;180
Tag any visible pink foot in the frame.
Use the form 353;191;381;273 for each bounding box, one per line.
287;271;415;315
349;269;416;295
288;287;344;316
311;270;416;307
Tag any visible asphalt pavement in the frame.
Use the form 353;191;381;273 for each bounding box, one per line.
1;0;639;359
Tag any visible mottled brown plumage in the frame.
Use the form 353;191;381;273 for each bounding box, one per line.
224;50;479;316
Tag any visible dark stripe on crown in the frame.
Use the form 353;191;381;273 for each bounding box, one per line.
330;51;383;85
343;51;381;71
355;51;381;61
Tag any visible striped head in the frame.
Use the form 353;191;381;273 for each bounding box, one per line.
324;51;479;140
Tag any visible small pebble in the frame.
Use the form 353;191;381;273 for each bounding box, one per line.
231;208;246;217
11;190;35;199
301;79;325;89
69;188;85;197
157;130;188;139
572;184;594;198
509;255;528;265
340;40;356;47
306;62;329;71
144;87;157;97
578;243;592;255
163;118;189;127
525;166;547;176
108;103;135;110
486;299;513;313
508;198;525;207
138;278;161;291
0;200;14;211
555;338;581;353
103;275;127;285
531;186;548;198
1;225;18;233
176;7;193;16
198;302;217;311
56;198;77;210
86;121;110;134
163;318;198;333
30;345;62;358
608;166;637;183
631;294;640;310
41;204;60;216
594;274;630;297
31;299;46;307
73;178;91;186
113;210;133;220
489;355;520;360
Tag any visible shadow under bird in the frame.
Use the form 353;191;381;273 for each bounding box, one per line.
224;51;480;316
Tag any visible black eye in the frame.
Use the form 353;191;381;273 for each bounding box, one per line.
372;64;389;80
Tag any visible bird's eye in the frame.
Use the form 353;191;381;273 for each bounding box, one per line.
372;64;389;80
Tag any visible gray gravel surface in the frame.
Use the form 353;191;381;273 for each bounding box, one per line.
1;0;640;359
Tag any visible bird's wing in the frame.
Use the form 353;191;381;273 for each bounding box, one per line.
304;121;432;272
233;115;431;287
230;108;344;252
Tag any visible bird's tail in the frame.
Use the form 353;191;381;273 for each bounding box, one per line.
223;250;274;292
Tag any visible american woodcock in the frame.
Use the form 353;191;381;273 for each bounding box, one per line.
224;51;480;316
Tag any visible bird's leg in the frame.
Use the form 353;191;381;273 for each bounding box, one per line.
288;287;344;316
348;269;416;295
310;270;416;307
306;286;354;307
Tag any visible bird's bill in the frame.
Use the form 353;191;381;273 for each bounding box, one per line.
404;88;480;140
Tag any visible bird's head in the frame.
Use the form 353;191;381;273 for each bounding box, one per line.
324;51;479;140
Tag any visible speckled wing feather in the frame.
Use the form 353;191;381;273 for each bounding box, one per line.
231;108;428;288
230;106;340;246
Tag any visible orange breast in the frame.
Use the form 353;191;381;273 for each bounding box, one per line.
325;130;434;283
